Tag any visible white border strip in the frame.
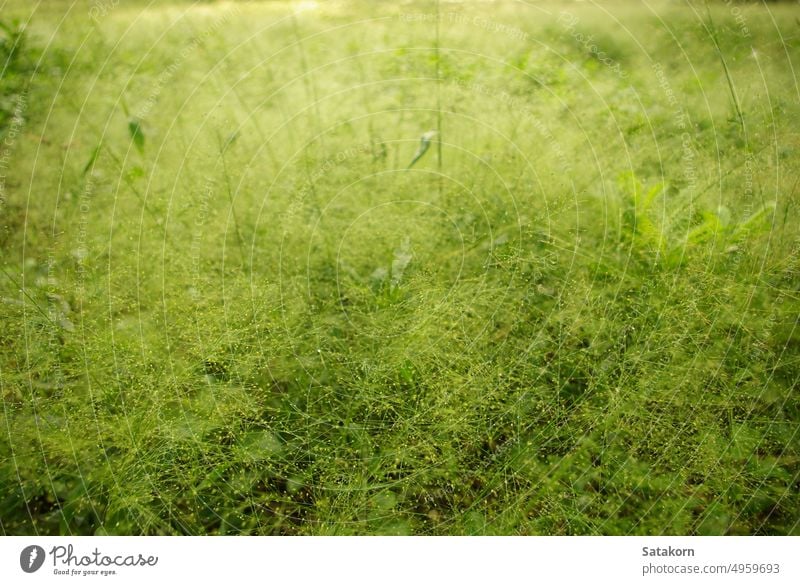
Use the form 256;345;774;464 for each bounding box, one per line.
1;536;798;584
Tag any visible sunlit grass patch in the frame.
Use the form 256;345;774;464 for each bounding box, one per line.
0;0;798;535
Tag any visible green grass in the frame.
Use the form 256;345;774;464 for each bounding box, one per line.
0;0;798;535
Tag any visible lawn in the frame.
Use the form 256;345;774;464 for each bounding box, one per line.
0;0;798;535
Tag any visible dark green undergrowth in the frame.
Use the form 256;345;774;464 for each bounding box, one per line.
1;0;798;535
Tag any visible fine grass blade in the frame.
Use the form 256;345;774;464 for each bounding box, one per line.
82;143;101;176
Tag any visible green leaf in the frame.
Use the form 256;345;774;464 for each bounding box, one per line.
128;117;145;153
222;131;239;153
730;202;775;241
235;430;283;462
643;182;665;209
126;165;144;181
685;210;723;246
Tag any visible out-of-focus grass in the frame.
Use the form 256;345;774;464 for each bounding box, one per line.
0;0;798;535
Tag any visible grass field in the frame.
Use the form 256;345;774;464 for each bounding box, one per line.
1;0;798;535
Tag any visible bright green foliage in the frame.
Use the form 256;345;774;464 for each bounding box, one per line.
0;0;798;535
619;173;776;268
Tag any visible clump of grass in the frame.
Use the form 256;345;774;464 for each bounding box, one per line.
619;172;775;268
0;18;28;133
